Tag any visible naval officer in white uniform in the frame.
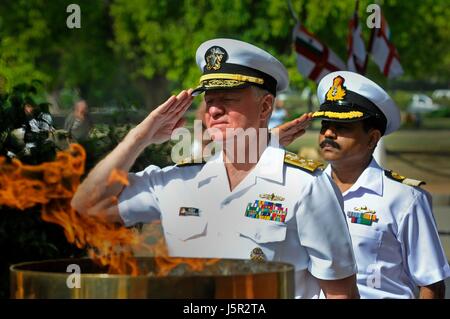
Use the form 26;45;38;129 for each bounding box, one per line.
72;39;359;298
276;71;450;298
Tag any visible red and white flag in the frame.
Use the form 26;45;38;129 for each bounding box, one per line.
347;3;367;74
370;13;404;78
293;22;346;83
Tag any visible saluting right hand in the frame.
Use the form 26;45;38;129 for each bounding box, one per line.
271;113;313;147
132;89;194;146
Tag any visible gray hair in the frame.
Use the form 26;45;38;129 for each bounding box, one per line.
251;86;274;107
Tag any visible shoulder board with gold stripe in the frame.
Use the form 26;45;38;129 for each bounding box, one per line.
283;151;324;173
384;170;426;187
176;156;206;167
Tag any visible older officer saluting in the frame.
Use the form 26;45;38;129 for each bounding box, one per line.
277;71;450;298
72;39;359;298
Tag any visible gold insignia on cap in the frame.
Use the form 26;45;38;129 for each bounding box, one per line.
250;247;266;262
326;75;347;102
199;73;264;85
205;46;227;71
312;110;364;119
203;79;242;88
259;193;285;202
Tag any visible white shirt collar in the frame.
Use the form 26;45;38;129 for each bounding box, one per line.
324;157;384;197
196;141;285;187
253;144;285;184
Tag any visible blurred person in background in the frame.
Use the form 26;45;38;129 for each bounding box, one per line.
20;102;55;163
64;99;93;141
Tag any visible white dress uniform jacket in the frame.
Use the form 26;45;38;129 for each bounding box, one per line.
119;144;357;298
325;159;450;298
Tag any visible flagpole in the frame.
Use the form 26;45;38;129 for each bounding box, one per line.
355;0;360;17
362;26;375;75
287;0;299;22
348;0;360;72
362;0;380;75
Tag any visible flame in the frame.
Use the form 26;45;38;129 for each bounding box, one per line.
0;144;218;276
0;144;141;275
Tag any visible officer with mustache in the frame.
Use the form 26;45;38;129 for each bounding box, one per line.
275;71;450;298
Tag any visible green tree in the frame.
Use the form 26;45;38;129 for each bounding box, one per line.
0;0;143;109
110;0;449;97
1;0;449;111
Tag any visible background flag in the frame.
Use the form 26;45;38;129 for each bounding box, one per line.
293;22;346;82
370;12;404;78
347;1;367;74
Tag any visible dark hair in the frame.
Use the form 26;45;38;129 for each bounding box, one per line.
362;116;386;136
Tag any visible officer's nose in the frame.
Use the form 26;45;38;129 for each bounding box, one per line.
320;123;337;139
207;105;225;120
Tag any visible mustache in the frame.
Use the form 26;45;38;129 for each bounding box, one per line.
320;138;340;150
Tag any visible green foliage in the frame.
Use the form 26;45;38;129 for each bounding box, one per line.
57;87;82;110
110;0;298;91
82;121;174;173
0;0;144;108
427;106;450;118
109;0;450;93
433;97;450;109
390;90;413;111
1;0;448;111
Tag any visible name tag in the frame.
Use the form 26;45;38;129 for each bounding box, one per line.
179;207;200;217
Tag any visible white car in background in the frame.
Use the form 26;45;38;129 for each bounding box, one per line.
407;94;440;113
432;89;450;100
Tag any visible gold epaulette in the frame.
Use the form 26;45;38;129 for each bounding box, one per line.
283;151;324;173
176;156;206;167
384;170;426;187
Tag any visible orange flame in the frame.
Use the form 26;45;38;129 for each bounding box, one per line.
0;144;141;275
0;144;218;276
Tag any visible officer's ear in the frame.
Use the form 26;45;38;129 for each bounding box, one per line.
368;128;382;151
259;93;274;122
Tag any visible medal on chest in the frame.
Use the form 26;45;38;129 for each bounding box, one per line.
347;206;379;226
244;193;287;223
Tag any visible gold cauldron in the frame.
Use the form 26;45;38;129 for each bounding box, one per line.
10;257;294;299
